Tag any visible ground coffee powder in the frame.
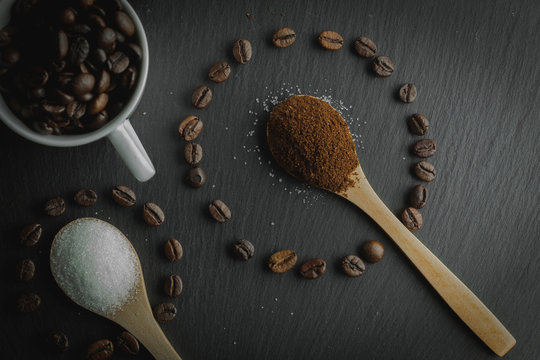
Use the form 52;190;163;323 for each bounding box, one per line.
267;95;359;193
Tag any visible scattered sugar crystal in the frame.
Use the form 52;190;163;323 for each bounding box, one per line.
274;297;278;302
50;218;140;316
290;312;294;315
271;222;275;226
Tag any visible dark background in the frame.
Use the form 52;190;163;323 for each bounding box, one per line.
1;0;539;359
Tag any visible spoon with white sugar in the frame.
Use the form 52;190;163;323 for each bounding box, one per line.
50;217;182;360
267;95;516;357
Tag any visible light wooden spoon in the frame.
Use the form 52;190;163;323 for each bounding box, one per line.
267;95;516;357
50;218;182;360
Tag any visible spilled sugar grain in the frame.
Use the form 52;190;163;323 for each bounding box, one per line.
50;218;140;315
230;83;367;206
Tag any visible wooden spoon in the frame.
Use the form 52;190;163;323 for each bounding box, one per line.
50;218;182;360
267;95;516;357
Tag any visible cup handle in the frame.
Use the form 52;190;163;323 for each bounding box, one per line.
107;119;155;182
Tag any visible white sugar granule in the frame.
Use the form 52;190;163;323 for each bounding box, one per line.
51;218;140;315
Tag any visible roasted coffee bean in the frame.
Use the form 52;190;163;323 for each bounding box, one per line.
66;101;86;119
72;73;95;95
164;238;183;261
116;331;139;355
55;89;74;105
71;23;92;35
88;93;108;115
353;36;377;58
163;274;183;298
361;240;385;263
187;167;206;188
57;72;74;89
123;42;142;62
414;161;436;182
50;332;69;352
19;223;42;247
341;255;365;277
86;339;114;360
300;258;327;279
74;189;98;206
209;200;231;223
1;47;20;67
143;202;165;226
95;69;110;93
208;61;231;83
24;66;49;88
30;87;46;99
184;142;203;165
0;29;12;47
178;115;203;141
16;258;35;281
402;207;423;231
268;249;297;273
232;39;252;64
69;36;90;64
410;184;428;209
272;27;296;48
153;302;177;322
111;185;136;207
55;29;69;61
120;65;137;90
232;239;255;261
59;8;76;25
114;11;135;37
42;103;65;115
408;113;429;136
77;92;94;102
88;13;106;29
44;196;66;216
97;27;117;53
318;30;344;50
92;47;107;64
115;30;126;44
191;85;212;109
80;0;95;8
17;292;41;312
399;83;417;103
107;51;129;74
372;55;394;77
33;121;53;135
413;138;437;158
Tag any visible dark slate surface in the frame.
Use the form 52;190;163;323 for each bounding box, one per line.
1;0;539;359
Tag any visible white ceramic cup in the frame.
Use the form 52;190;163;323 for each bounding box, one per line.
0;0;155;181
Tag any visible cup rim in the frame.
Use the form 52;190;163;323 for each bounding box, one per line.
0;0;149;147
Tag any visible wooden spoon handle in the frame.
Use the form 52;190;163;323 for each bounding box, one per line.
344;182;516;357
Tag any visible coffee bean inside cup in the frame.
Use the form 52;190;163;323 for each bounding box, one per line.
0;1;142;134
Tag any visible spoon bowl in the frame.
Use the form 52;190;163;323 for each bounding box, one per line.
50;218;182;360
267;95;516;356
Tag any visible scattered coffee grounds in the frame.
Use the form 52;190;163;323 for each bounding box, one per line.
267;95;359;193
87;339;114;360
361;240;385;263
50;218;140;315
17;292;41;312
